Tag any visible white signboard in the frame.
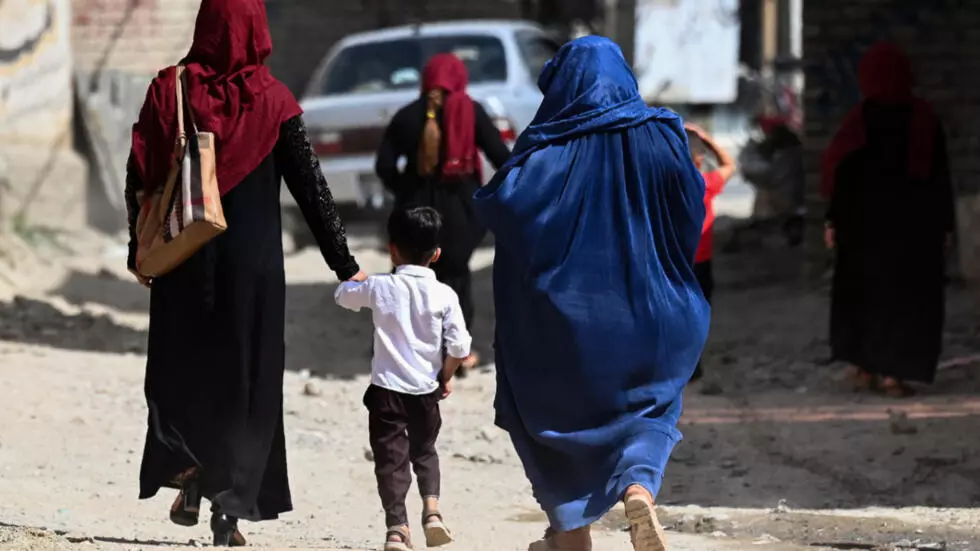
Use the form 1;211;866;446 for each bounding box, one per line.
0;0;73;146
634;0;741;104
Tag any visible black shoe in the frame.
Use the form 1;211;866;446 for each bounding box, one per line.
169;480;201;527
211;513;246;547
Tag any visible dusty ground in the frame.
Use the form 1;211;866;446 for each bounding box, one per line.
0;222;978;551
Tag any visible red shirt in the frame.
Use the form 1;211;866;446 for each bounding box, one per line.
695;170;726;264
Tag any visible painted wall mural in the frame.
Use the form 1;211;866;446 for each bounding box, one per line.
0;0;73;147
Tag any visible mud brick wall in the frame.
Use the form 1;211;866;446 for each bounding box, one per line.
71;0;199;75
803;0;980;281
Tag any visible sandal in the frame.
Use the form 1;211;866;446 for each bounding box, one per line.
624;494;667;551
210;513;246;547
527;527;590;551
881;378;917;398
422;511;453;548
385;526;413;551
169;471;201;527
849;366;877;392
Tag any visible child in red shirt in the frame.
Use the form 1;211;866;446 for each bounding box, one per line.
685;124;736;381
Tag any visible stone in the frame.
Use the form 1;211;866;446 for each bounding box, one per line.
302;381;322;397
888;410;918;435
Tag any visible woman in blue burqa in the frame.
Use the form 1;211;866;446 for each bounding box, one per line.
473;37;709;551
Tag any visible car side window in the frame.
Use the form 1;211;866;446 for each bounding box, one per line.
516;31;560;81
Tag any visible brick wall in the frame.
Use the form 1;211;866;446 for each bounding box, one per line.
71;0;199;75
803;0;980;281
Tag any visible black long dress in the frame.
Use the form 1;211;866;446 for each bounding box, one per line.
126;116;360;521
827;102;955;383
375;98;510;331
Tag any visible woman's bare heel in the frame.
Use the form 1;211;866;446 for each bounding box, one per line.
422;512;453;547
624;488;667;551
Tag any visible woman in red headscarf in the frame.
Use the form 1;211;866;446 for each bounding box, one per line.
126;0;364;544
822;42;955;398
375;53;511;376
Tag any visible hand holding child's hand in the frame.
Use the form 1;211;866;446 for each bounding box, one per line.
440;378;453;400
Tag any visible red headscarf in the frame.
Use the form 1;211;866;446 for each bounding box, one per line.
820;42;938;198
131;0;302;196
422;54;479;179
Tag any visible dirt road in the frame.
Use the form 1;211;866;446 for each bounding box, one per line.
0;228;978;550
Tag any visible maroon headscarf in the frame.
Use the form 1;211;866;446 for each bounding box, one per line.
821;42;938;198
422;54;479;179
131;0;302;196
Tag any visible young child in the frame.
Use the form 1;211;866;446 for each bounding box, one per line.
334;206;471;551
686;123;737;381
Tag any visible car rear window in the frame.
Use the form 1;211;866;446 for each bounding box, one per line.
320;34;508;95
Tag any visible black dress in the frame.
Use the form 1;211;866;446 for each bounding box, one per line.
827;102;954;383
375;98;510;331
125;116;360;521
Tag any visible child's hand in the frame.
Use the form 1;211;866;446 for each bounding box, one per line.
440;378;453;400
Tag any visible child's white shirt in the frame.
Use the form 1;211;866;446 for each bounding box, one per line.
334;265;472;395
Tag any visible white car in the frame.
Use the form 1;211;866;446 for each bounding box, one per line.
284;20;559;228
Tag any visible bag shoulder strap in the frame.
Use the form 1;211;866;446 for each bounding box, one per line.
175;66;186;139
174;65;200;137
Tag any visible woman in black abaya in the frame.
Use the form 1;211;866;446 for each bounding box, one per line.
126;0;364;545
822;42;954;397
375;54;510;374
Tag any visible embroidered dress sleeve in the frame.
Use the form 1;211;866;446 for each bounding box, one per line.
125;151;142;272
276;116;361;280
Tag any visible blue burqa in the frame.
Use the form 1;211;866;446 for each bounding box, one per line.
473;36;710;532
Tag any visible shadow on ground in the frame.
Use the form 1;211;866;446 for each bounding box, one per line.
8;250;496;381
4;225;980;519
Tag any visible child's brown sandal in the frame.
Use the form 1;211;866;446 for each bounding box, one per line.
422;511;453;548
385;527;414;551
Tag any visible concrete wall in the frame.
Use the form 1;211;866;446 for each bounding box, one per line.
803;0;980;281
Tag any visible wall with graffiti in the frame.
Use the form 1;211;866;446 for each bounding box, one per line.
0;0;73;148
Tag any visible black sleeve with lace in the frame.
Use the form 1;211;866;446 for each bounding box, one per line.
276;116;361;280
125;151;142;271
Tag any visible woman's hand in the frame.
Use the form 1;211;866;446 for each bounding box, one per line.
824;226;836;249
440;378;453;400
129;268;152;288
348;270;368;282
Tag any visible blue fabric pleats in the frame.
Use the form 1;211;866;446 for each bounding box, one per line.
473;36;710;532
